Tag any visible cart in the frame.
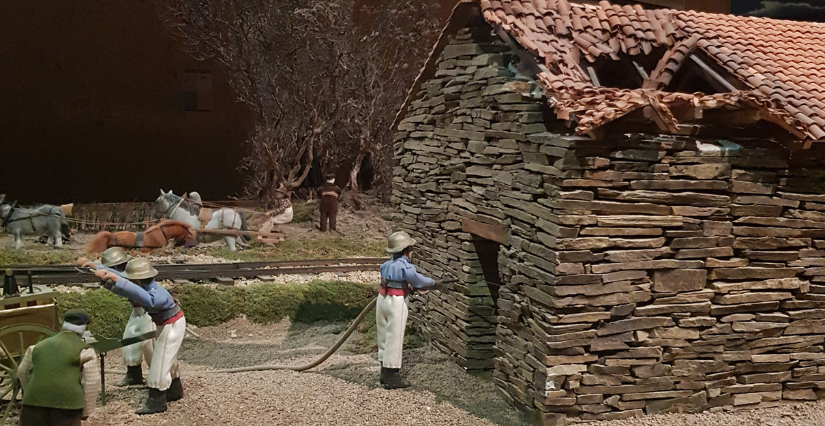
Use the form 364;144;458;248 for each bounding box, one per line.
0;277;156;424
0;284;59;424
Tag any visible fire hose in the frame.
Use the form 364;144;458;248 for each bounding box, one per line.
105;277;456;376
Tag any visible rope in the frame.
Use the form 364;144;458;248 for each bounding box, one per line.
65;217;157;227
200;201;264;215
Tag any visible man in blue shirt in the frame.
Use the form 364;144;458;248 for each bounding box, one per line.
95;258;185;414
378;231;435;389
77;247;156;387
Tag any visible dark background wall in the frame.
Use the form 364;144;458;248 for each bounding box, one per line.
0;0;254;204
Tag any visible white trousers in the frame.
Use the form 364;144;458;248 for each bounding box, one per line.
147;317;185;391
122;308;157;367
376;294;408;369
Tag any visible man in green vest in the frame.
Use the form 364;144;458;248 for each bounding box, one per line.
17;309;100;426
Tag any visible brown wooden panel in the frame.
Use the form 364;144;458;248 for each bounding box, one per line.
461;217;509;245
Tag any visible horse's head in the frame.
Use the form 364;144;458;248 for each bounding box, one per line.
153;189;177;218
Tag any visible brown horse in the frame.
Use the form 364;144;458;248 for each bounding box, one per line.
86;220;198;254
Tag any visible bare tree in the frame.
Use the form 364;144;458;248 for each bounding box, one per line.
153;0;440;204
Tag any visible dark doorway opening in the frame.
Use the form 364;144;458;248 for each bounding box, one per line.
473;238;501;308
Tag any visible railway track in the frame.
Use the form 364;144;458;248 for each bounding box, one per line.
1;257;385;286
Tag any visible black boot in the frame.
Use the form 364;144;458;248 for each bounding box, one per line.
380;366;388;385
118;365;144;387
166;378;184;402
382;368;410;390
136;388;167;415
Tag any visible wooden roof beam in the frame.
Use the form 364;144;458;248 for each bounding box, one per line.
689;55;737;92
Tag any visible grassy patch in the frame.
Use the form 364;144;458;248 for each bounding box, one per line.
57;290;132;338
246;283;305;324
291;202;314;223
293;281;376;323
174;285;246;326
199;238;384;262
173;280;376;325
0;248;77;266
54;280;377;339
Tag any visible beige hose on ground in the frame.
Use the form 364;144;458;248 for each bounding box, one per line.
105;297;377;376
106;277;455;376
194;297;378;374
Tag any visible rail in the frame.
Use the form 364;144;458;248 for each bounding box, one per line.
0;257;385;286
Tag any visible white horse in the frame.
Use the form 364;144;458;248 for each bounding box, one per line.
154;190;249;251
0;195;68;249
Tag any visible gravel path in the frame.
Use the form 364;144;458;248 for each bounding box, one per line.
591;401;825;426
85;369;500;426
11;318;825;426
75;319;506;426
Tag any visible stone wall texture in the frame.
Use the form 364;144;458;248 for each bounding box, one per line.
393;19;825;426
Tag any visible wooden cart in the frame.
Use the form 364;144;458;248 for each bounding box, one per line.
0;285;59;424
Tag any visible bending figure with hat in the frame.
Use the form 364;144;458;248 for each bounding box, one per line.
17;309;100;426
94;258;185;414
317;176;341;232
76;248;156;387
377;230;436;389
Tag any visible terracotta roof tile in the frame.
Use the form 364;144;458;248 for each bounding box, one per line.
476;0;825;142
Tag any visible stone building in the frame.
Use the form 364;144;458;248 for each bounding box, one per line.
393;0;825;424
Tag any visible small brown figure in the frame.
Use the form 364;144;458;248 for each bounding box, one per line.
317;176;342;232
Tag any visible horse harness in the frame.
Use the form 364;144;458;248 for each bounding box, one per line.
114;224;176;249
164;195;186;219
0;203;16;228
1;203;60;229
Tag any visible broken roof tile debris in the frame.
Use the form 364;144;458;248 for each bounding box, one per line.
473;0;825;142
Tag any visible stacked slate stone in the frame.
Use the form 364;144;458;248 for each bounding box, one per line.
393;19;825;426
396;23;517;370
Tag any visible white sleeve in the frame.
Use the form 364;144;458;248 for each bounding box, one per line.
79;348;100;418
17;347;34;390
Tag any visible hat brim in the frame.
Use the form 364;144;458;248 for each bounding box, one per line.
386;238;416;253
122;268;158;280
102;254;132;268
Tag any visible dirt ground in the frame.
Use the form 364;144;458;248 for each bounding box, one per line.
64;318;525;426
22;317;824;426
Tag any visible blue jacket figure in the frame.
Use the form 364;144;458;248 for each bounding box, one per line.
77;247;156;387
378;231;436;389
95;257;184;415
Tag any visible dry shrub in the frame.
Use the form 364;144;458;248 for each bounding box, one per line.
152;0;440;202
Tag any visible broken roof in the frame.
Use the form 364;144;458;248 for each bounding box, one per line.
429;0;825;145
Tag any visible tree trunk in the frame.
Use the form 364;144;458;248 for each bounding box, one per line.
347;150;367;211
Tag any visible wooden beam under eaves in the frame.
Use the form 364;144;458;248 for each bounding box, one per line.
461;217;509;245
586;66;601;87
689;55;737;92
632;61;649;81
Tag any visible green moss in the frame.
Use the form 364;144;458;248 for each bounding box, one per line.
56;292;83;322
291;202;313;223
80;289;133;338
58;290;131;338
246;283;305;324
293;281;376;323
175;284;246;327
53;280;378;338
0;249;77;266
198;238;384;262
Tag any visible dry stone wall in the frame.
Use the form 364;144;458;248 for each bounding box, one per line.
393;18;825;426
